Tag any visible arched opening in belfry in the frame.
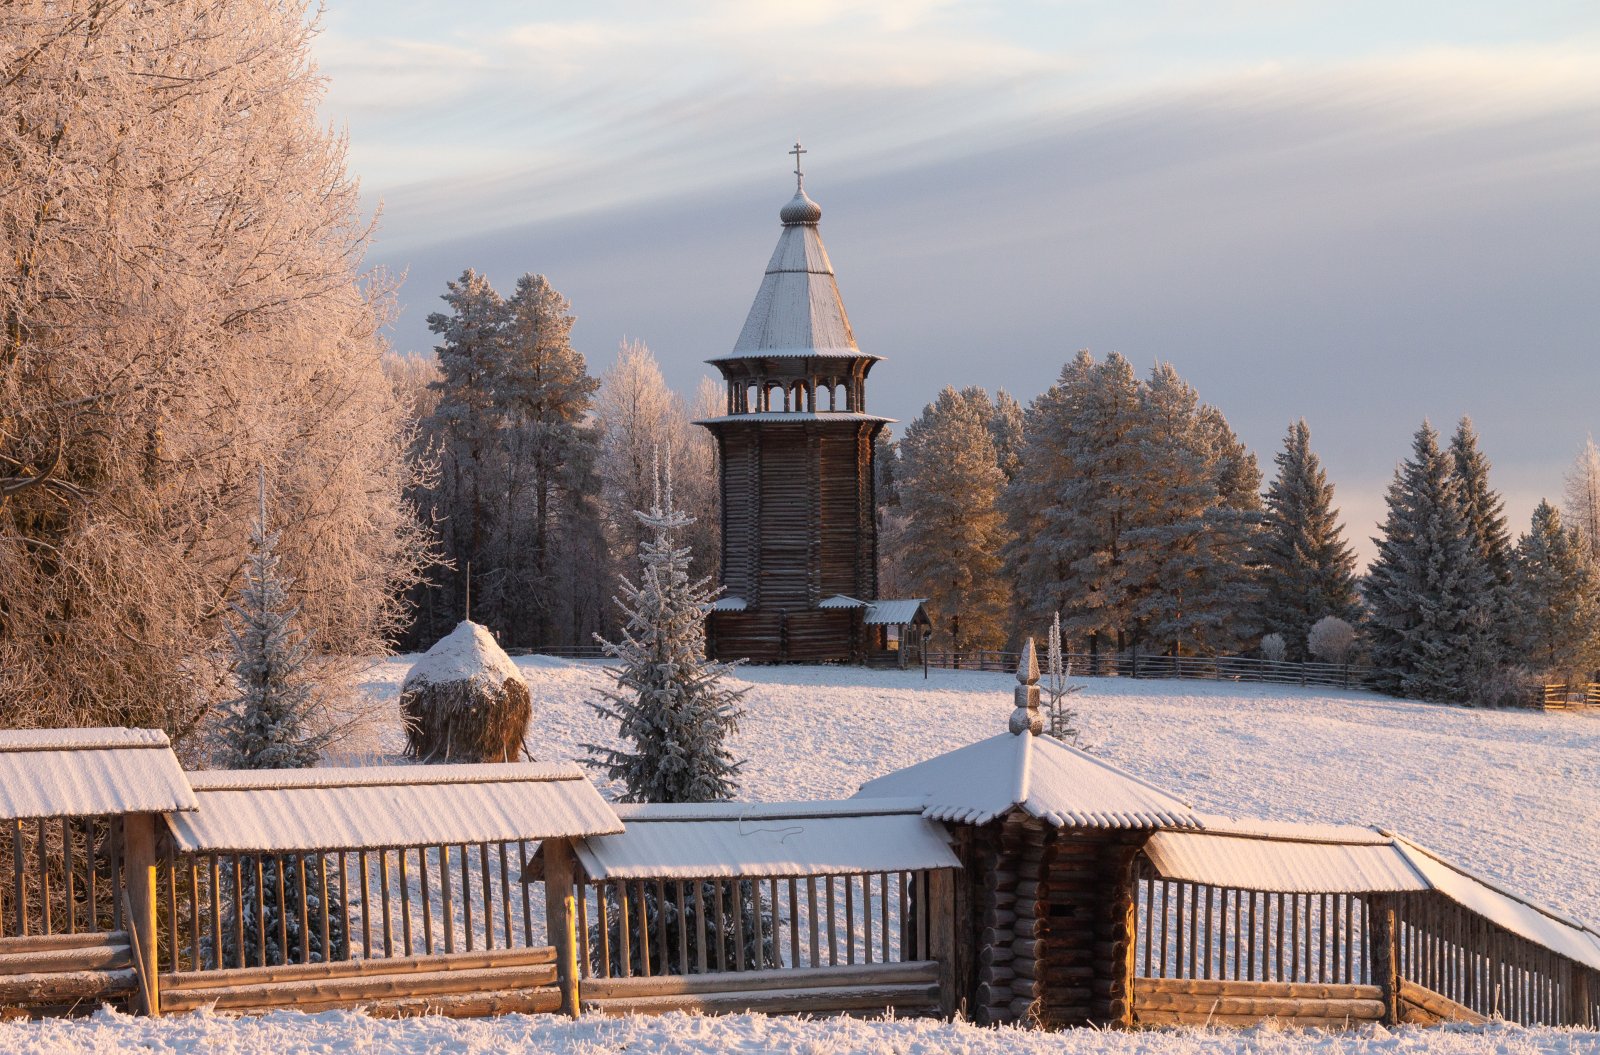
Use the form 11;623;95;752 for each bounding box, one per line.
745;383;760;413
792;381;808;412
767;383;788;412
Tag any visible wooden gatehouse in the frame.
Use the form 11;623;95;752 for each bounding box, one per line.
699;150;928;664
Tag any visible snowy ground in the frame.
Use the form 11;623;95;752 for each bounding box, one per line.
7;1008;1600;1055
351;658;1600;922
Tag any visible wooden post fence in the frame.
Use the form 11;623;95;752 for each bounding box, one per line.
543;838;581;1017
123;814;160;1016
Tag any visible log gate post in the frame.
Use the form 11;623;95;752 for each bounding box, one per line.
928;867;958;1017
543;837;581;1017
123;813;161;1016
1367;893;1399;1025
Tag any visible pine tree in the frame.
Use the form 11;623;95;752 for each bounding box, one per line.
1256;420;1361;659
213;471;345;967
587;454;747;804
898;387;1012;651
1366;422;1486;702
990;390;1026;484
1513;502;1600;680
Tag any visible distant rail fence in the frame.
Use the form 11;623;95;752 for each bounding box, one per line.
508;645;608;660
1539;682;1600;711
924;650;1367;689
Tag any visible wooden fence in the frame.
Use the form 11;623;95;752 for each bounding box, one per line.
573;869;951;1016
926;650;1365;689
155;841;560;1016
1539;683;1600;711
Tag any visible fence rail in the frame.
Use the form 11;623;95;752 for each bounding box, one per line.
1540;683;1600;710
925;650;1366;688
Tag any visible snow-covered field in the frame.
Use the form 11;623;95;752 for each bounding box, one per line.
352;658;1600;922
19;661;1600;1052
7;1008;1600;1055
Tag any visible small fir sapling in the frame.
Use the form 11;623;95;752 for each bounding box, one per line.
1044;612;1084;744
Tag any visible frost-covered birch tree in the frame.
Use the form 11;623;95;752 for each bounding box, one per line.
1563;437;1600;560
587;454;747;804
0;0;428;738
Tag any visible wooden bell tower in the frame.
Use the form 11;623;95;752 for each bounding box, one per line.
699;148;923;663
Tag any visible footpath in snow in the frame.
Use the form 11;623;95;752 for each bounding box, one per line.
5;1008;1599;1055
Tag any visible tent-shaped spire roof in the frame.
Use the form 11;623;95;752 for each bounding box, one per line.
710;155;878;364
855;648;1201;830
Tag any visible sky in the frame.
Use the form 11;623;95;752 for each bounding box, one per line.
315;1;1600;563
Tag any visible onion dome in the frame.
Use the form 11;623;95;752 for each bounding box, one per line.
780;188;823;225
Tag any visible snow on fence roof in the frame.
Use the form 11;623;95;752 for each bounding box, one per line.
572;799;959;881
711;596;748;612
0;728;197;820
1392;837;1600;971
817;594;867;609
167;762;621;853
854;732;1203;830
1144;829;1429;894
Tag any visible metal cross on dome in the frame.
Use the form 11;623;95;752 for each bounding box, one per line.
789;141;806;190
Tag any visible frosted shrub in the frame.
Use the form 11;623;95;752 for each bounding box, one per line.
1260;633;1288;663
1307;616;1357;664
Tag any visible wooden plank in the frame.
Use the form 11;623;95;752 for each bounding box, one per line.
542;839;580;1018
161;962;560;1012
163;945;555;992
587;981;939;1017
122;814;159;1016
0;930;131;955
585;960;938;999
1136;976;1382;1000
302;985;560;1019
0;967;138;1004
1137;990;1385;1019
0;942;132;975
1398;978;1490;1024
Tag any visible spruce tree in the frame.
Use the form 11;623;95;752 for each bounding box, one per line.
214;472;345;966
1513;502;1600;680
1366;422;1485;702
1257;420;1360;659
587;454;747;804
990;390;1026;484
1449;417;1516;683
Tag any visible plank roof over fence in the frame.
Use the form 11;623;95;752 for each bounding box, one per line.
1142;825;1600;971
854;732;1203;830
572;799;960;880
166;762;621;853
0;728;196;820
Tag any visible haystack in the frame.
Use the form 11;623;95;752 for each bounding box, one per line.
400;620;531;763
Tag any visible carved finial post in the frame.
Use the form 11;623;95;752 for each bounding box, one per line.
1009;638;1042;735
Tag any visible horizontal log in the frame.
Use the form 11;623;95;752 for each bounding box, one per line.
313;986;560;1019
586;982;940;1017
160;963;559;1013
0;943;131;975
1136;1009;1374;1029
976;982;1011;1008
583;962;937;1000
0;932;130;955
1136;977;1383;1001
163;946;556;991
1042;985;1092;1003
0;968;137;1004
1012;939;1043;962
1137;992;1384;1020
1009;996;1038;1021
1397;980;1488;1025
980;945;1014;966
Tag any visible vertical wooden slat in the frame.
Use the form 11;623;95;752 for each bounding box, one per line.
598;881;612;978
1203;884;1214;979
378;850;393;958
806;877;820;968
11;819;25;937
419;847;434;955
790;878;802;967
479;844;494;951
1275;892;1286;982
768;879;780;967
618;881;632;978
63;820;76;935
1174;881;1186;978
208;856;222;970
636;881;651;977
917;871;929;965
275;858;290;967
38;821;52;936
398;849;413;957
541;839;580;1018
578;882;591;978
677;882;689;975
520;841;534;948
123;814;161;1015
656;879;668;975
713;880;727;972
845;874;856;965
317;854;330;964
187;861;201;970
296;855;311;965
896;872;907;964
1158;880;1169;978
232;856;246;970
439;846;454;954
358;851;372;959
86;820;99;934
824;875;837;967
693;882;707;974
732;879;745;972
500;843;514;950
748;880;762;971
460;845;475;953
879;873;891;963
165;861;179;972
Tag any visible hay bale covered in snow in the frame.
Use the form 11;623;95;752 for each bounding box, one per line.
400;621;531;763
